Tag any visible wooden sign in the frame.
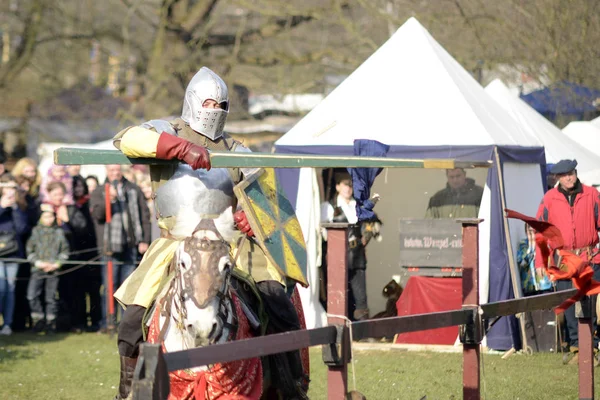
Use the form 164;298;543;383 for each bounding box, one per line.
399;219;463;267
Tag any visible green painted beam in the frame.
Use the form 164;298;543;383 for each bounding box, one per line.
54;147;492;169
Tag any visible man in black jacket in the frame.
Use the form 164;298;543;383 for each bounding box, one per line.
89;164;151;329
426;168;484;219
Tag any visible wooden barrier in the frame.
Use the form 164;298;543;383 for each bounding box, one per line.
54;147;586;399
131;220;581;400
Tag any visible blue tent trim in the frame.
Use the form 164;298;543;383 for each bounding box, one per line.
520;81;600;120
349;140;390;221
275;144;545;350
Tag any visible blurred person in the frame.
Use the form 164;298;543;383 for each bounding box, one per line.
14;175;41;229
425;168;484;219
138;179;159;242
517;223;551;295
0;175;30;335
12;175;40;331
121;165;136;184
89;164;151;330
85;175;99;194
320;172;381;321
26;204;70;333
0;152;8;178
64;176;101;332
12;157;42;198
131;165;149;185
66;165;82;178
45;182;70;227
44;181;74;329
535;159;600;364
40;165;74;205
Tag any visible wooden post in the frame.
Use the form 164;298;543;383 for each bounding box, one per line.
132;343;170;400
459;219;481;400
576;297;594;400
323;223;349;400
104;183;115;332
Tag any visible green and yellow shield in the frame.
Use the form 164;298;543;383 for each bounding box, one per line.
234;168;308;287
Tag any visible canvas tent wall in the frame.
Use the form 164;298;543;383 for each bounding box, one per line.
485;79;600;185
275;17;546;350
562;122;600;159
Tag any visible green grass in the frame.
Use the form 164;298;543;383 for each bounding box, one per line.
0;333;597;399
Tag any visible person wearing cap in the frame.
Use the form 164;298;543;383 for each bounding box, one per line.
535;159;600;364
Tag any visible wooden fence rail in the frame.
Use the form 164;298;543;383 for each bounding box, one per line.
54;147;587;399
131;220;582;400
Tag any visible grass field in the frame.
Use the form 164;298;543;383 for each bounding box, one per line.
0;332;597;399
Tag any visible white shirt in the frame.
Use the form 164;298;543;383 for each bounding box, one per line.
321;194;358;224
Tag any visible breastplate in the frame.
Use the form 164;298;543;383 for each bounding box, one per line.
155;164;235;238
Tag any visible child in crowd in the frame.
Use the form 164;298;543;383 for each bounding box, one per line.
517;223;551;295
45;182;70;226
40;165;73;205
26;204;70;333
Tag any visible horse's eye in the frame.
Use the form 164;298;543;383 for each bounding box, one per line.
179;252;192;270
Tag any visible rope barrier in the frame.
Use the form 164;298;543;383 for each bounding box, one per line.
0;247;141;281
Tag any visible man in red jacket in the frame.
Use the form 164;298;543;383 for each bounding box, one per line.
536;159;600;363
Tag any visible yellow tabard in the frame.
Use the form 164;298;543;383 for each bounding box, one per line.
114;238;180;308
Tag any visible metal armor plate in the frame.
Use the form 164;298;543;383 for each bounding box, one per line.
155;165;236;238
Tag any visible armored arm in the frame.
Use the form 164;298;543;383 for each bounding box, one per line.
114;120;210;170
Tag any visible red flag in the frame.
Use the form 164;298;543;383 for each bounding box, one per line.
505;209;600;314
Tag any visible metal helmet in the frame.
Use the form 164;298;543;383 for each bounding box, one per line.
181;67;229;140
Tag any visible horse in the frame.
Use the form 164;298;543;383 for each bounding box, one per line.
145;214;309;400
146;215;264;400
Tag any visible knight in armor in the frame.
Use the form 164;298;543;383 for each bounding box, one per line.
111;67;307;400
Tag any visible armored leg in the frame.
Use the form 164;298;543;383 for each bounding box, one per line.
115;305;146;399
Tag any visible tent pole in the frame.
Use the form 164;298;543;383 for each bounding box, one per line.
493;147;529;354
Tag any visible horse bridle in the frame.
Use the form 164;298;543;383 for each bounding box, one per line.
158;238;238;346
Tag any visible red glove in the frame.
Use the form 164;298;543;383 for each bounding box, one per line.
234;210;254;237
156;133;211;170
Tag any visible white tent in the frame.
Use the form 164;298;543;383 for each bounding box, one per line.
275;17;546;350
485;79;600;185
562;122;600;159
591;116;600;129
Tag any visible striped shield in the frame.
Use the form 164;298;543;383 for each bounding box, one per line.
234;168;308;287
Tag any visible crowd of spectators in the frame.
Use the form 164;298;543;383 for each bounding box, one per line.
0;154;155;336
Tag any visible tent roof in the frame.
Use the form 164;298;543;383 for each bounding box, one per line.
520;81;600;118
275;17;541;149
591;116;600;129
563;122;600;158
486;79;600;184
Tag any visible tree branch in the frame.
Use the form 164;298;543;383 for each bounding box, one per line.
181;0;220;32
200;14;315;49
0;0;44;88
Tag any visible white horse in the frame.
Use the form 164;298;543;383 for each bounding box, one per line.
147;210;264;399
